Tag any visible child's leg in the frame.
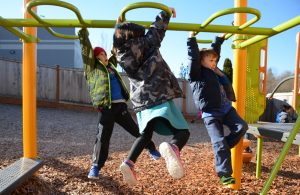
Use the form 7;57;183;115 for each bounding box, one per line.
115;103;157;152
203;116;232;177
169;127;190;151
120;113;155;185
92;111;115;169
223;107;248;149
126;120;155;163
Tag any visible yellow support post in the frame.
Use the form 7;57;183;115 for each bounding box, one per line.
230;0;247;190
293;32;300;111
23;0;37;158
293;32;300;156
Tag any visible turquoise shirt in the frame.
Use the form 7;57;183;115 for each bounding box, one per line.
136;100;189;135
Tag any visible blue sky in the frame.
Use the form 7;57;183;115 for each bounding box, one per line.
1;0;300;77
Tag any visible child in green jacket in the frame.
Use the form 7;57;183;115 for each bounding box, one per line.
78;28;160;179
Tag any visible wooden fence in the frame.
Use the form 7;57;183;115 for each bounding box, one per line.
0;58;198;114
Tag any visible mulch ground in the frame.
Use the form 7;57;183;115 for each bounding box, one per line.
1;142;299;194
0;104;299;194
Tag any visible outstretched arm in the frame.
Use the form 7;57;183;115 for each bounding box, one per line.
211;33;226;63
78;28;95;75
187;32;201;81
145;7;175;47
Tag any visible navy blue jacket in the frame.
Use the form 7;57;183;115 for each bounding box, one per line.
187;36;236;112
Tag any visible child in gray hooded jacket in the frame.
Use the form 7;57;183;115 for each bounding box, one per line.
113;8;190;185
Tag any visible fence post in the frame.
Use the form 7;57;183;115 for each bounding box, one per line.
55;65;60;102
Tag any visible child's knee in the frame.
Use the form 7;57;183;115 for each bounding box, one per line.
241;122;248;135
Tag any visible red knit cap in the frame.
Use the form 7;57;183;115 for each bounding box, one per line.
93;47;106;57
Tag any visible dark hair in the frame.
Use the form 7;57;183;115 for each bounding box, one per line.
282;104;292;111
199;48;218;62
113;22;145;48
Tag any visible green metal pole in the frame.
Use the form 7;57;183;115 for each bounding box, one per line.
256;136;263;179
236;16;300;49
260;117;300;194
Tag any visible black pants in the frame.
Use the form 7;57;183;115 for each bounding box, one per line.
91;102;156;168
127;117;190;163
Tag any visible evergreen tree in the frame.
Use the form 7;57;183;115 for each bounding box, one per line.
222;58;233;83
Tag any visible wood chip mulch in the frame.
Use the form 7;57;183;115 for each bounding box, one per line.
5;141;300;195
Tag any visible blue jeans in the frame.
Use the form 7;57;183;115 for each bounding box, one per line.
203;107;248;177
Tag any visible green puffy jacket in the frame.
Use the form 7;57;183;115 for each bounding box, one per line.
78;28;129;108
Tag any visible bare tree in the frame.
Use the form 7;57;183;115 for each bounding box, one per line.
266;68;294;93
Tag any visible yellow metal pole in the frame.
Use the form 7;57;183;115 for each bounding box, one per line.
293;33;300;156
293;32;300;110
23;0;37;158
230;0;247;190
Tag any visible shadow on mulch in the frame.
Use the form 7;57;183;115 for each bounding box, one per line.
243;161;300;179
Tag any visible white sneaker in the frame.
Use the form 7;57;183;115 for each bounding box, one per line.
120;160;137;185
159;142;184;179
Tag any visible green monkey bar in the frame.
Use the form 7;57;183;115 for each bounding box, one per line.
195;7;260;43
119;1;172;22
26;0;87;39
0;0;298;48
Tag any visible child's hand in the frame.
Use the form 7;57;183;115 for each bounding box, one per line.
189;31;196;38
169;7;176;18
218;33;227;39
213;67;224;76
116;16;123;24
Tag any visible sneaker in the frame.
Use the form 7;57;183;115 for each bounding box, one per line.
120;160;137;185
159;142;184;179
88;165;100;179
148;149;161;160
220;175;236;185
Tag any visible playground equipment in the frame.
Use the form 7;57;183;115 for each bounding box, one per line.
246;32;300;194
0;0;299;194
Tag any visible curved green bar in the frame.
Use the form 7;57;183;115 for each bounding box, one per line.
199;7;261;40
192;7;260;42
201;7;260;29
26;0;86;39
0;17;38;42
120;2;172;22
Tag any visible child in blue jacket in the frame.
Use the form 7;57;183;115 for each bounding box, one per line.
187;32;248;186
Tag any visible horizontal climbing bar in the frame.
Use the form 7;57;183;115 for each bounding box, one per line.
0;18;275;35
